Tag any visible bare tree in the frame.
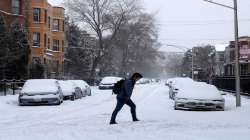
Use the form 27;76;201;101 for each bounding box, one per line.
64;0;141;79
99;13;161;77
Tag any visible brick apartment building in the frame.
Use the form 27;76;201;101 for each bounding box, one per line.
224;36;250;76
0;0;65;78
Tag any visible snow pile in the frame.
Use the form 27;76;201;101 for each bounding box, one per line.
21;79;58;95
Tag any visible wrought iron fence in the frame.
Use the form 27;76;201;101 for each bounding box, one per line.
212;75;250;96
0;80;26;96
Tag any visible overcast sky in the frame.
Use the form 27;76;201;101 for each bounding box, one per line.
49;0;250;52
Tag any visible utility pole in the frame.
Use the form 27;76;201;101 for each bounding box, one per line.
233;0;241;107
191;48;194;80
203;0;241;107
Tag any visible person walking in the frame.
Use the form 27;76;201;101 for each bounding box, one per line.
110;73;143;125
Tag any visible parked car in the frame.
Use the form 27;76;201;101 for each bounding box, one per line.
136;78;150;84
70;80;91;96
18;79;63;106
99;76;123;89
174;82;225;111
58;80;82;100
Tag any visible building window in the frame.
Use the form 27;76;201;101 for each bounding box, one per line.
44;34;47;47
62;40;64;52
53;19;59;31
12;0;20;15
33;8;41;22
53;39;59;51
48;38;50;49
48;16;51;28
33;32;40;47
62;20;65;31
45;10;47;23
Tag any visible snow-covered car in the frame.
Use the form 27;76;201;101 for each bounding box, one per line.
70;80;91;96
136;78;150;84
18;79;63;106
174;82;225;111
58;80;82;100
99;76;123;89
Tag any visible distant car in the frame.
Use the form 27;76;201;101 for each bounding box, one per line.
174;82;225;111
18;79;63;106
99;76;123;89
70;80;91;96
136;78;150;84
58;80;82;100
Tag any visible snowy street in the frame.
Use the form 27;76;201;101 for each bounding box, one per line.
0;83;250;140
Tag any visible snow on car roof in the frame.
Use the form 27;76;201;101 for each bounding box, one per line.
69;80;89;91
58;80;75;93
21;79;58;94
100;76;122;84
168;77;194;89
177;81;223;100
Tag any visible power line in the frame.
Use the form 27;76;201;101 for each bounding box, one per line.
155;19;250;26
158;38;232;41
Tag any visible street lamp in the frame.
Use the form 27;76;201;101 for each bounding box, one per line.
203;0;241;107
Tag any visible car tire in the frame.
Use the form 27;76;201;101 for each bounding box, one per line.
71;94;76;101
174;104;178;110
88;90;91;96
55;100;61;105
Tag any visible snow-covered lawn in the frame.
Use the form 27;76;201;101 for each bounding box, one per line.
0;83;250;140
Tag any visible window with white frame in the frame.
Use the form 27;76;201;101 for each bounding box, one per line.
12;0;20;15
33;32;40;47
53;39;60;51
33;8;41;22
52;19;59;31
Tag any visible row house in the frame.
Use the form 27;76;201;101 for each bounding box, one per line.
224;36;250;76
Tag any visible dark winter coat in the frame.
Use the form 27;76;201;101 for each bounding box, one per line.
117;78;136;100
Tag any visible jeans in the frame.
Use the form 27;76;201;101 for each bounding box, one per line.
110;98;138;122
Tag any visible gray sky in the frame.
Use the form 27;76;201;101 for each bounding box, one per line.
49;0;250;51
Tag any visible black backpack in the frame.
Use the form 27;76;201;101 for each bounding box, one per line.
112;79;125;95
